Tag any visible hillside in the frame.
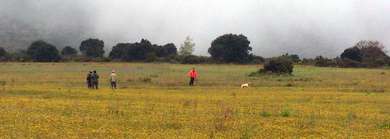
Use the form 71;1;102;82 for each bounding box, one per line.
0;15;43;52
0;15;89;53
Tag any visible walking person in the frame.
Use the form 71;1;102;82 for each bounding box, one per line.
109;70;117;89
87;71;92;89
92;70;99;89
188;68;197;86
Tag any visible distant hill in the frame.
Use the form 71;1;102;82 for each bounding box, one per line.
0;15;43;52
0;15;90;53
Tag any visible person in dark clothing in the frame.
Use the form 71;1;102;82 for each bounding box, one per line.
87;71;92;89
92;70;99;89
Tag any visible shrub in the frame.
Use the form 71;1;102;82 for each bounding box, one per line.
146;52;159;63
249;54;265;64
340;58;359;68
326;60;339;67
281;108;291;117
374;59;386;67
181;55;202;64
139;77;151;82
314;56;331;67
60;55;83;62
170;59;179;64
61;46;77;55
263;57;293;75
259;109;272;117
288;54;300;62
248;72;258;77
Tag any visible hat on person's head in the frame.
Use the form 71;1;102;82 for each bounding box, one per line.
89;71;92;73
112;70;115;73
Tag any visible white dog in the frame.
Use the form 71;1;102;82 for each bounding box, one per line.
241;82;250;88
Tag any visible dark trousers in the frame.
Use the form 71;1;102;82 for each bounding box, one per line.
92;82;98;89
88;81;92;89
111;82;116;89
189;77;195;86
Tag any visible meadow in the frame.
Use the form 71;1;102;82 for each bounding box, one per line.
1;62;390;138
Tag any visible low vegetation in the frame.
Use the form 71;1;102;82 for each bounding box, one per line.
1;63;390;138
250;56;293;76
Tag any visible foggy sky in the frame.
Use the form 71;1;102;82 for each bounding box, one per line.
2;0;390;58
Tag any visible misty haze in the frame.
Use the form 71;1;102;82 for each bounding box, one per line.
1;0;390;58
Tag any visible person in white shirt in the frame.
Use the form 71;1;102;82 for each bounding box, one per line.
109;70;117;89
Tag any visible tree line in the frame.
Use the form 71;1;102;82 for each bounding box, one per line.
0;33;389;68
312;40;390;68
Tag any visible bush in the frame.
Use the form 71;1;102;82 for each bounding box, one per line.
163;54;180;63
139;77;152;82
60;54;82;62
263;57;293;75
375;59;386;67
281;109;291;117
249;54;265;64
146;52;159;62
288;54;300;62
326;60;339;67
61;46;77;55
340;58;359;68
18;55;33;62
181;55;202;64
248;72;258;77
301;58;315;65
314;56;330;67
170;59;179;64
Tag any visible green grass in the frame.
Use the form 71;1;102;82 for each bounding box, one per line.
1;62;390;138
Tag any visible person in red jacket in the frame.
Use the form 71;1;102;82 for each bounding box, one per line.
188;68;197;86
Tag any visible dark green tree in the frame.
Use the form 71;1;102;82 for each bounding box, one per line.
61;46;77;55
123;39;154;61
110;40;153;62
109;43;130;60
163;43;177;55
289;54;300;62
27;40;47;59
341;40;388;63
154;45;167;57
122;43;138;62
0;47;6;57
79;38;105;57
207;44;225;62
208;33;252;63
27;40;61;62
357;40;387;62
340;47;361;62
35;44;61;62
137;39;154;60
109;40;177;62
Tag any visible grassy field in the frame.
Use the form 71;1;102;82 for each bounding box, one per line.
1;62;390;138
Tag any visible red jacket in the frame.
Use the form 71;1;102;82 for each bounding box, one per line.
188;70;197;78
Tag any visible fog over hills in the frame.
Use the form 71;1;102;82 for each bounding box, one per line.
1;0;390;58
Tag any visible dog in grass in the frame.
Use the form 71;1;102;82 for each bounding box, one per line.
241;82;250;88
